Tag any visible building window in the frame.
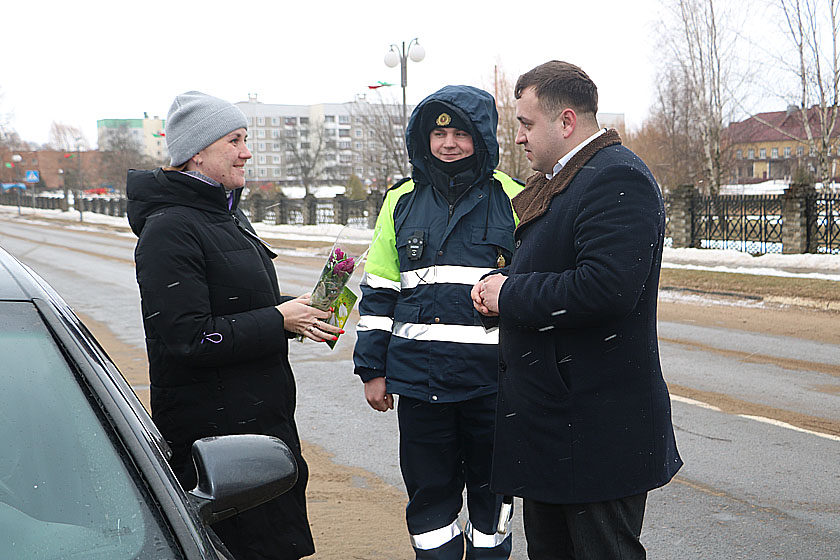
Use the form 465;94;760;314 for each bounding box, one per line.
354;141;362;149
355;129;363;138
258;155;266;164
258;168;267;177
355;166;364;175
338;141;351;149
340;154;352;164
300;117;309;125
748;149;755;159
285;129;297;137
784;146;791;158
257;129;265;138
247;168;254;177
257;117;265;126
273;155;281;164
325;115;335;123
339;129;350;137
759;148;766;159
339;115;350;124
771;148;778;158
273;168;281;177
271;117;279;126
797;146;804;156
258;142;265;151
273;143;281;151
355;116;363;124
285;117;297;126
272;130;281;138
736;150;742;159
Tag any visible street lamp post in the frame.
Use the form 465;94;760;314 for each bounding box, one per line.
384;38;426;130
11;154;22;215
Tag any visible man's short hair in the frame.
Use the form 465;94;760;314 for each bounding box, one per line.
514;61;598;120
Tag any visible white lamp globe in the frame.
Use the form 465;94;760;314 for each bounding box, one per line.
384;49;400;68
408;43;425;63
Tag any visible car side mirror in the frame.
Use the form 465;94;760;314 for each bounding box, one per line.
187;435;298;525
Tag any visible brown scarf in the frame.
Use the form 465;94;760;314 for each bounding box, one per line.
513;128;622;231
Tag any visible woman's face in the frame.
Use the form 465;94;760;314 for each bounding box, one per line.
191;128;251;188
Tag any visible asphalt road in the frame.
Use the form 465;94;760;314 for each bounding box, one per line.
1;211;838;559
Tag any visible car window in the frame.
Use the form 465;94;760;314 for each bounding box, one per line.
0;302;184;559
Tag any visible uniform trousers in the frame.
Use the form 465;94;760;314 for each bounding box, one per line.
522;493;647;560
398;394;511;560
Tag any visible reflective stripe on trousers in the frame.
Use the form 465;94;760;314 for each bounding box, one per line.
464;520;511;548
410;519;462;550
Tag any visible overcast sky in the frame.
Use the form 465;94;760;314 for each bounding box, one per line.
2;0;788;148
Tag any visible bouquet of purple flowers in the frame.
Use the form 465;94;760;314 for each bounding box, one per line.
310;246;357;311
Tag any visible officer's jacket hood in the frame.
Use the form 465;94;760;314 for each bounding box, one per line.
406;85;499;186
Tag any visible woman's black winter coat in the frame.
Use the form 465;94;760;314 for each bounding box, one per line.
126;169;314;559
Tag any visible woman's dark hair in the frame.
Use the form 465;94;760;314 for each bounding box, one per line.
515;61;598;119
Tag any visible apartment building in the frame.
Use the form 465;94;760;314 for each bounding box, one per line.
236;93;412;190
96;115;167;164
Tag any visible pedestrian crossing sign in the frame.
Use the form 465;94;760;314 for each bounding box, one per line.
24;170;39;183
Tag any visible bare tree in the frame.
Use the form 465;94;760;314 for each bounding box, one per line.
492;64;531;182
778;0;839;184
48;122;87;152
284;118;337;195
657;0;742;193
99;125;152;193
348;92;410;187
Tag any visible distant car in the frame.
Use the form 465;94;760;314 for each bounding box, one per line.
0;246;298;559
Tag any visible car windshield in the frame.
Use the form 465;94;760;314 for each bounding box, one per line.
0;301;182;559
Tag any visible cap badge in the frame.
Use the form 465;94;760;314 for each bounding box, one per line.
436;113;452;127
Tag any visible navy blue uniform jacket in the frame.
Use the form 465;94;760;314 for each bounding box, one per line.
490;130;683;504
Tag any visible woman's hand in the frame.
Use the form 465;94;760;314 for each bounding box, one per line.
277;294;344;342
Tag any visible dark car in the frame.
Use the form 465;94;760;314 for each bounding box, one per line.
0;246;298;559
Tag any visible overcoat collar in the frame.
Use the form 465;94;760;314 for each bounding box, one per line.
513;128;622;231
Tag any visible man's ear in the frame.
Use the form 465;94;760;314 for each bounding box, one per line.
560;108;577;139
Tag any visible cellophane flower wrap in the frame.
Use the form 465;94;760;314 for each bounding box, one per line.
310;246;357;311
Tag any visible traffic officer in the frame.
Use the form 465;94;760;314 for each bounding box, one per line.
353;85;524;559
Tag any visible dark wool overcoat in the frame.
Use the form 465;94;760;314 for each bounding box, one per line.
127;169;314;560
490;131;683;504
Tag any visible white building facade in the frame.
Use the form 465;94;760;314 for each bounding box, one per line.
236;94;413;190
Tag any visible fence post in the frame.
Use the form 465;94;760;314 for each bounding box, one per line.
250;194;264;223
274;193;287;225
333;193;347;225
669;184;696;248
303;193;317;225
366;190;383;229
781;183;815;254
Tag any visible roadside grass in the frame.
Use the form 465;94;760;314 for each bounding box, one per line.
659;268;840;304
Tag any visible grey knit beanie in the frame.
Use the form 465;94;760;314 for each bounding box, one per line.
165;91;248;166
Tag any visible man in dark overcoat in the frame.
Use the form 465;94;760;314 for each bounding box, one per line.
472;61;682;559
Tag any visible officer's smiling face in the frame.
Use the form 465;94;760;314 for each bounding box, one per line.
429;128;475;162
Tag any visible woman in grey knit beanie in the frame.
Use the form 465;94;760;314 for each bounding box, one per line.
126;91;341;560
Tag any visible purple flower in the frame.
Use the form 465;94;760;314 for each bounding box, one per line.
334;258;355;275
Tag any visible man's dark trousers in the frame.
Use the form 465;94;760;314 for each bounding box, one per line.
523;493;647;559
398;394;511;559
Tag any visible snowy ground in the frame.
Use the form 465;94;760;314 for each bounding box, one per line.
2;205;839;282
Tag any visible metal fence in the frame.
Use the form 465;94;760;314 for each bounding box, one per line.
691;195;784;254
3;189;838;255
809;194;840;255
